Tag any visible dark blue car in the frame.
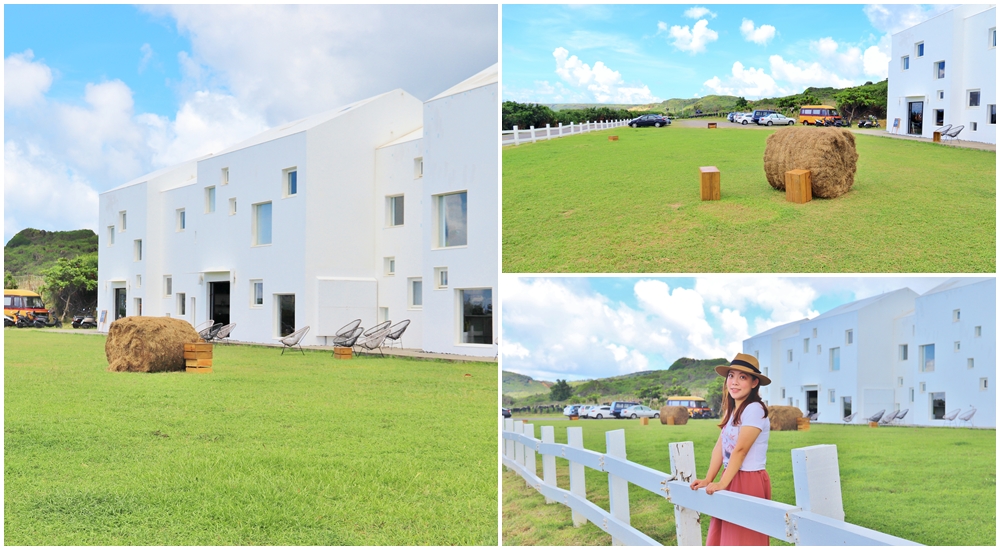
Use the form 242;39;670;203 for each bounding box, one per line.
629;114;671;128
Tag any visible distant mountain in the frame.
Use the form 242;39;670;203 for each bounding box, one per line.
4;228;98;277
502;371;553;397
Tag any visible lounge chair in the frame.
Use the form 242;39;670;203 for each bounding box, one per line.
933;124;952;136
843;412;857;423
942;408;961;425
332;319;362;340
809;412;819;421
331;326;363;351
942;125;964;143
958;407;977;427
280;326;310;355
200;322;224;342
878;410;899;425
867;409;885;423
383;319;410;349
356;326;391;357
214;323;236;344
892;409;909;425
354;321;391;355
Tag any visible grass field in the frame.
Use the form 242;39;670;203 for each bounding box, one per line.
502;419;995;546
502;127;996;272
5;330;498;545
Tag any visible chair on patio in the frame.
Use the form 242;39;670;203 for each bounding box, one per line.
867;409;885;424
213;323;236;344
330;326;363;352
355;326;391;357
843;412;857;423
933;124;952;136
958;407;977;427
383;319;410;349
942;125;964;143
280;326;310;355
878;409;899;425
353;320;391;354
808;412;819;421
942;408;961;425
199;322;224;342
891;409;909;425
332;319;362;341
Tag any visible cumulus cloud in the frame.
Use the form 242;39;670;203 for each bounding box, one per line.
684;7;717;19
769;54;856;89
553;47;659;103
740;19;776;46
5;50;53;109
666;19;718;54
703;61;784;98
502;342;531;359
863;4;952;35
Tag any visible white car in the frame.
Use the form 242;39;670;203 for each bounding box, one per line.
735;113;755;125
621;405;660;419
578;405;594;417
563;404;584;417
758;113;795;126
588;405;613;419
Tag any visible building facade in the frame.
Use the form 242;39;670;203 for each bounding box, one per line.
743;278;995;427
97;65;498;357
887;5;996;144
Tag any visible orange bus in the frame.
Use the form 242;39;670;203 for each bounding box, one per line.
4;289;50;323
798;105;842;125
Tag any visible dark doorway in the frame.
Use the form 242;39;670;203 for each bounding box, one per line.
209;282;230;325
114;288;127;319
805;390;818;415
908;101;923;135
278;294;295;337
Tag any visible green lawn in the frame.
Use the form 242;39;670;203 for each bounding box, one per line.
502;127;995;272
5;330;498;545
502;419;995;546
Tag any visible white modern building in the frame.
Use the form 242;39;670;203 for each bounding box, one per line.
97;64;498;357
887;4;996;144
744;278;995;427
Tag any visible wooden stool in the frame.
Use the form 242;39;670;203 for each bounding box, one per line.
785;169;812;204
797;417;810;431
608;135;619;141
700;166;720;200
707;122;717;129
933;131;941;143
334;346;352;360
869;421;879;428
640;417;649;426
184;342;213;373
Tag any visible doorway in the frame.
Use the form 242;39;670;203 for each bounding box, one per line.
805;390;818;415
209;282;230;325
907;101;923;135
114;288;127;320
277;294;295;337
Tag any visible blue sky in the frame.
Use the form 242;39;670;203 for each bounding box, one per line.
501;276;953;382
502;4;953;104
4;5;497;243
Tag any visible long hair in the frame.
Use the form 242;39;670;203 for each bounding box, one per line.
717;378;769;428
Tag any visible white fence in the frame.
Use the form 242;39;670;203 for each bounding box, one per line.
502;419;921;546
501;119;631;146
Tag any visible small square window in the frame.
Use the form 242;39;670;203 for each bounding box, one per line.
284;168;298;197
205;186;216;213
937;90;944;100
134;239;142;261
915;42;924;57
981;378;989;391
971;122;978;131
953;309;960;322
816;344;821;354
954;341;960;352
781;387;786;398
119;211;127;231
845;329;853;345
177;209;186;231
222;167;229;185
898;376;904;387
251;280;263;307
434;267;448;289
991;27;997;49
968;357;974;369
164;276;172;297
899;344;908;360
901;55;909;70
378;307;389;324
934;61;945;79
975;325;982;337
108;226;115;245
414;157;424;179
408;278;423;309
384;257;395;276
387;195;404;227
968;90;981;108
229;198;237;216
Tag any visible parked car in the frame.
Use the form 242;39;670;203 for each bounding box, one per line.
735;113;755;125
502;408;511;418
727;112;736;122
620;405;660;419
578;405;594;417
629;114;671;128
751;109;777;124
563;404;584;417
757;113;795;126
610;401;640;419
588;405;613;419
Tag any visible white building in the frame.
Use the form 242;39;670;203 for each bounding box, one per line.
887;4;996;144
97;64;498;357
743;278;995;427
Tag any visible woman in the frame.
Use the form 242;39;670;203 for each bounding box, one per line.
689;353;771;545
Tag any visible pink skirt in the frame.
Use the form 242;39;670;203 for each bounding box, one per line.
706;469;772;546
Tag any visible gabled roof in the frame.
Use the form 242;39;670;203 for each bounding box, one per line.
750;318;808;339
922;277;994;297
811;288;916;321
378;127;423;149
428;63;498;102
102;156;206;194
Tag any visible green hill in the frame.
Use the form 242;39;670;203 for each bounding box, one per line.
4;228;99;278
502;371;552;397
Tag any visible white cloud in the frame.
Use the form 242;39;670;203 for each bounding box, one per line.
502;342;531;359
138;43;154;74
553;47;659;103
703;61;784;98
667;19;718;54
862;41;891;79
769;55;856;89
684;7;717;19
4;50;53;109
740;19;776;46
863;4;952;35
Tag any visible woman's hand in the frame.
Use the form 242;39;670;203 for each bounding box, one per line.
689;478;709;491
705;482;727;495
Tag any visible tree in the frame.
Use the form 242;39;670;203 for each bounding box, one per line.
4;271;18;289
705;377;725;415
638;384;662;403
735;97;749;110
550;379;574;402
39;253;98;321
586;392;602;404
665;384;690;397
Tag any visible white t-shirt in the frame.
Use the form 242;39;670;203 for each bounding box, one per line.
720;401;769;471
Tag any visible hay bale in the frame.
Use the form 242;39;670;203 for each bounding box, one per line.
769;405;803;431
659;406;689;425
763;127;858;198
106;316;202;373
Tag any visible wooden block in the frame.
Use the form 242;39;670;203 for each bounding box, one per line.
707;122;717;129
699;166;721;201
569;415;579;421
184;342;213;352
185;358;213;367
933;131;941;143
640;417;649;425
183;350;213;360
608;135;618;141
869;421;879;428
667;416;676;425
785;169;812;204
186;366;213;374
797;417;811;431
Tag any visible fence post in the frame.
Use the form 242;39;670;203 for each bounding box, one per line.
514;420;525;469
558;122;563;137
530;126;536;143
606;429;630;545
544;123;551;140
504;418;515;462
541;425;556;504
792;444;845;521
570;121;574;135
566;426;588;527
524;423;537;484
669;441;703;545
513;125;520;146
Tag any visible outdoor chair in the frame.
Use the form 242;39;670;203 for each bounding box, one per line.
892;409;909;425
355;326;391;357
942;408;961;425
879;410;899;425
843;412;857;423
867;409;885;423
195;319;215;336
383;319;410;349
280;326;311;355
200;322;224;341
333;319;362;339
330;326;363;351
933;124;952;136
353;320;391;354
214;323;236;344
958;407;977;427
942;125;964;143
808;412;819;421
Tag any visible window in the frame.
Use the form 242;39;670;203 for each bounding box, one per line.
378;307;389;324
414;157;423;179
781;388;786;399
909;388;914;402
387;195;404;226
981;378;989;391
898;376;904;387
251;280;263;307
135;274;141;288
920;382;926;393
975;325;982;337
134;239;142;261
222;167;229;185
967;358;974;369
205;186;216;213
177;292;187;316
915;42;924;57
276;294;295;337
164;276;172;296
134;298;142;316
990;105;996;125
119;211;127;231
968;90;981;108
920;344;934;372
434;267;448;289
934;61;944;79
408;278;423;309
812;328;817;338
803;338;810;352
253;202;272;245
930;392;946;419
460;288;493;344
817;344;821;354
108;226;115;245
229;198;237;216
901;55;909;70
384;257;395;276
829;389;835;403
177;209;186;231
787;349;793;362
899;344;908;360
830;347;840;371
937;90;944;100
934;109;944;126
971;122;978;132
954;341;960;352
284;168;297;196
437;192;468;247
991;27;997;48
842;396;852;417
845;329;853;345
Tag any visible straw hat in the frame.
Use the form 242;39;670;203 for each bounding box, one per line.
715;353;771;386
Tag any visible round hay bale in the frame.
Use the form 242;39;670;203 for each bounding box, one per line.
659;406;690;425
763;127;858;198
106;316;202;373
769;405;803;431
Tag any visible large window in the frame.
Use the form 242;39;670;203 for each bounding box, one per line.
387;195;404;226
920;343;935;372
253;202;272;245
437;192;467;247
460;288;493;344
830;347;840;371
930;392;946;419
206;186;216;213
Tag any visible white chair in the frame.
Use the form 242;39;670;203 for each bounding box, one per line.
879;410;899;425
942;408;961;425
958;407;977;427
280;326;310;355
891;409;909;425
843;412;857;423
383;319;410;349
214;323;236;344
942;125;964;143
356;326;391;357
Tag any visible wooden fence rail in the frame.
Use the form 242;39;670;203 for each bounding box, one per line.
502;418;921;546
501;119;631;146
